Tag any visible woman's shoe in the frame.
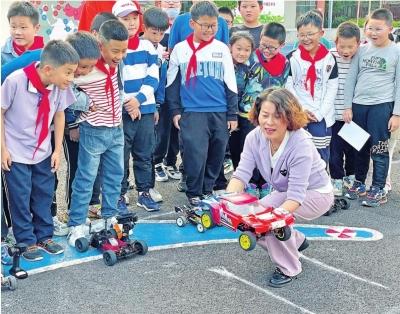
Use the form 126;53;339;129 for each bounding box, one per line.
268;268;297;288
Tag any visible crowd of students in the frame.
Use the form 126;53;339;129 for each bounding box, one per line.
1;0;399;282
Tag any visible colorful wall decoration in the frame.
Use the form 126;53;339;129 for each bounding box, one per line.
30;0;83;41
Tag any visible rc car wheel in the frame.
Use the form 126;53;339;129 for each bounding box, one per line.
75;237;89;253
8;276;17;291
176;216;186;227
103;250;117;266
239;231;257;251
338;198;350;210
274;226;291;241
200;212;214;229
196;223;205;233
134;240;148;255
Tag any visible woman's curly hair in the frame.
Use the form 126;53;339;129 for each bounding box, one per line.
249;87;308;131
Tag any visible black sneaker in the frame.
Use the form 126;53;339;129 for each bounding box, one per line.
22;245;44;261
298;238;309;252
38;239;64;255
188;196;201;207
268;268;296;288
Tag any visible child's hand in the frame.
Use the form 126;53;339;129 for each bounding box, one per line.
173;114;181;130
227;120;238;132
129;108;141;121
51;151;61;172
1;148;12;171
343;109;353;123
154;111;159;125
388;115;400;132
69;128;80;142
162;50;170;60
124;98;140;113
305;110;318;122
89;105;97;112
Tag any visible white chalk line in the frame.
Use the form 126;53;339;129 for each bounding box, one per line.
301;254;389;290
209;266;316;314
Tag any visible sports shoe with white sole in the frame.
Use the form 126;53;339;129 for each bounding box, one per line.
149;188;163;202
53;216;69;237
67;224;88;247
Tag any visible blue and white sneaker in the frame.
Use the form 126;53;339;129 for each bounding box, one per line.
362;186;388;207
137;192;160;212
245;183;258;198
345;180;366;200
118;196;129;214
259;183;273;199
155;163;168;182
1;242;13;265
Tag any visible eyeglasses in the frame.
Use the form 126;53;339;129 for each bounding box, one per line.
365;27;388;34
193;20;218;31
259;43;280;52
297;31;320;40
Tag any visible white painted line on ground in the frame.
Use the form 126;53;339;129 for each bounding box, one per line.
139;211;175;220
209;266;316;314
301;254;389;290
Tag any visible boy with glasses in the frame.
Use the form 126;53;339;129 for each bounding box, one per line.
285;11;338;165
167;1;238;206
343;8;400;207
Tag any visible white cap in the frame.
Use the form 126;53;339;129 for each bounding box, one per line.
112;0;141;17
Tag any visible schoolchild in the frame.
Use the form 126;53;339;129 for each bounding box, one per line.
343;8;400;207
2;40;79;260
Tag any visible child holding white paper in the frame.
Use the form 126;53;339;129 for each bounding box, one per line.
343;9;400;207
328;22;360;196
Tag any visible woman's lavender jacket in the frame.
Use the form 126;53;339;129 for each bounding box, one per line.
232;127;330;204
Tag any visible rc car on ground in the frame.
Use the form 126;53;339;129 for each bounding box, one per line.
74;213;148;266
176;193;295;251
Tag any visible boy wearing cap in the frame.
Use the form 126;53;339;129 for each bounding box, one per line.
112;0;161;212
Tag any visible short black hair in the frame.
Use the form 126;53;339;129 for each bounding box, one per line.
368;8;393;27
99;20;129;43
143;7;169;31
190;1;218;21
238;1;263;9
66;31;100;60
296;11;323;30
40;40;79;68
261;22;286;44
7;1;39;25
90;12;118;32
218;7;234;21
336;21;360;42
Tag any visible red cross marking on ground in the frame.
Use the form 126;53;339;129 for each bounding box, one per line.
325;227;357;239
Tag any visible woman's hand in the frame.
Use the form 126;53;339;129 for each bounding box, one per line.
226;178;245;193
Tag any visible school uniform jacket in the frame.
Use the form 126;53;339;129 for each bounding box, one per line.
166;38;238;121
285;49;338;128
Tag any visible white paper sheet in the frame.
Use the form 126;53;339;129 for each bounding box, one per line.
338;121;370;151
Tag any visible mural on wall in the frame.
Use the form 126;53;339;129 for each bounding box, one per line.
30;0;83;41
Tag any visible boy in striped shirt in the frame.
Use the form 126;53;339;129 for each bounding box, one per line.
67;20;129;247
112;0;161;212
329;22;360;196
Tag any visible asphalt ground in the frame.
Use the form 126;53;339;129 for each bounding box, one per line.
2;150;400;314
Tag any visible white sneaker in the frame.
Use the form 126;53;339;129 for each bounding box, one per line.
332;179;343;197
164;165;182;180
67;224;88;247
155;163;169;182
149;188;163;203
53;216;69;237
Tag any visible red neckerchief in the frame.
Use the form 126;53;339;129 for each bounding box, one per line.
95;58;116;124
128;35;139;50
185;33;214;86
255;49;287;77
23;62;51;159
299;44;329;98
13;36;44;56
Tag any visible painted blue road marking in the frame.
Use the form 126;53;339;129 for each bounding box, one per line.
2;222;382;275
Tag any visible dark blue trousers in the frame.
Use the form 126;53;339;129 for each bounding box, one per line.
329;121;355;179
306;119;332;165
352;102;393;188
122;113;155;194
180;112;229;198
4;156;54;245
